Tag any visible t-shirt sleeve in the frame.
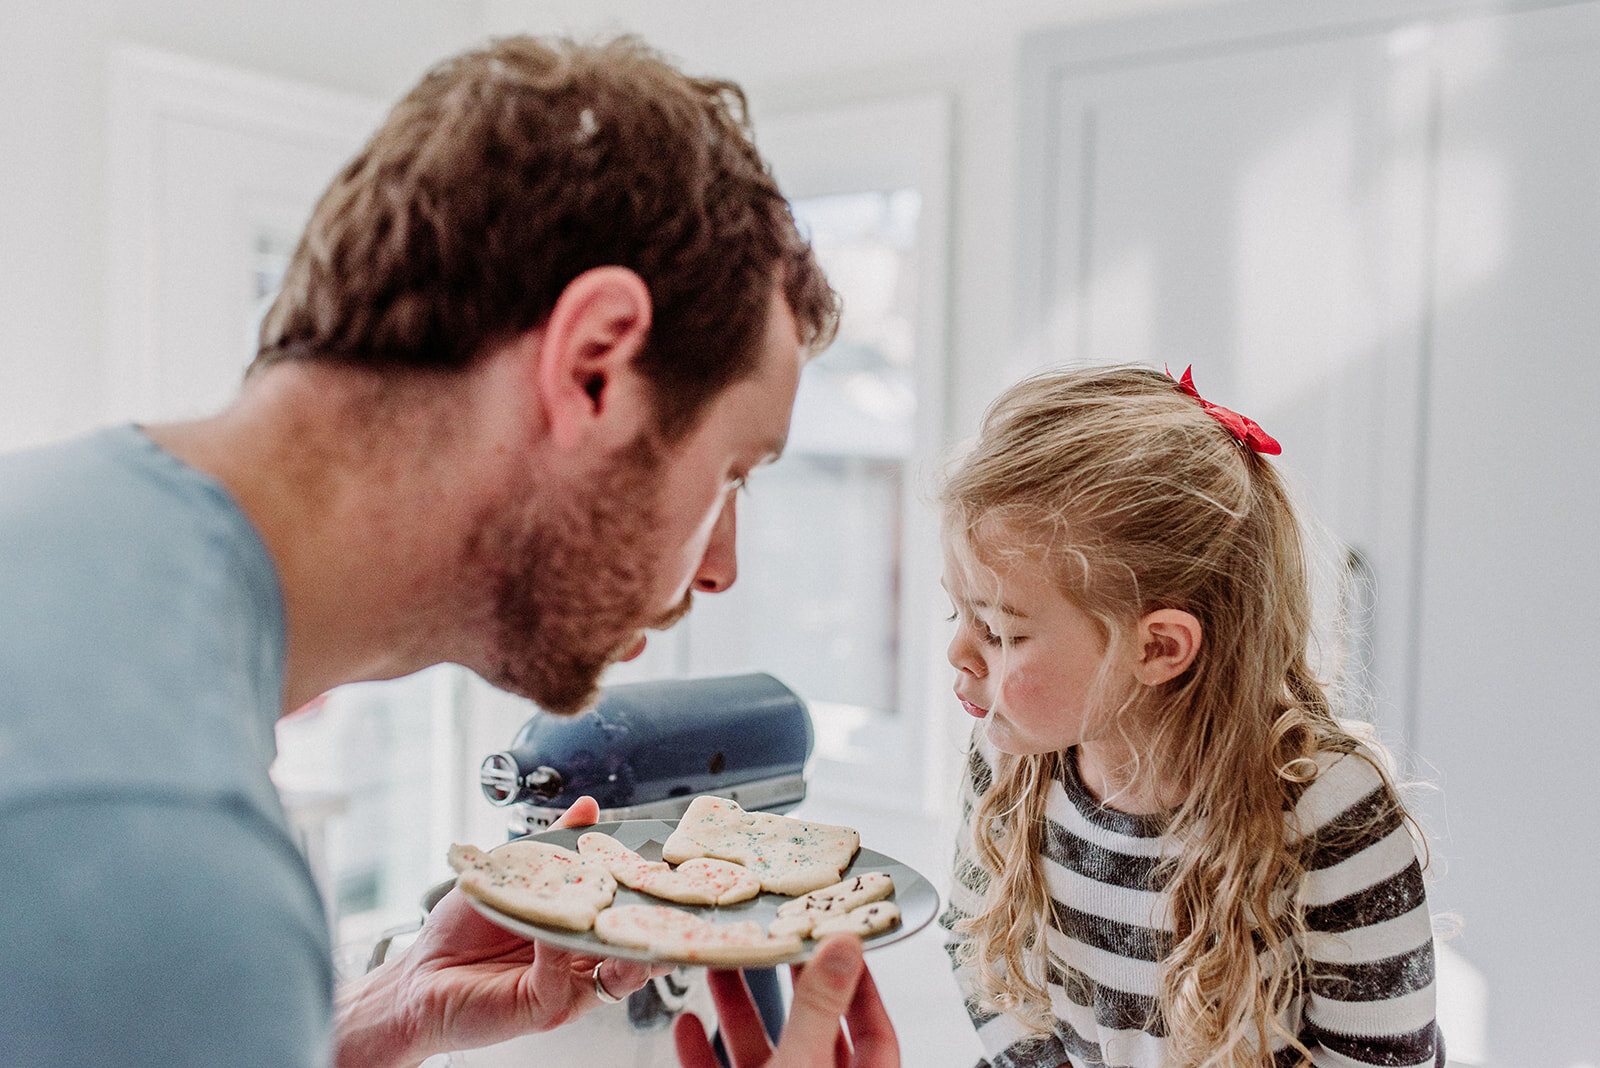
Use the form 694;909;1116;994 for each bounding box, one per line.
939;737;1072;1068
1294;753;1442;1068
0;795;333;1067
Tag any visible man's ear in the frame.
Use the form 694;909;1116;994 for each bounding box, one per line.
531;266;653;451
1132;608;1202;686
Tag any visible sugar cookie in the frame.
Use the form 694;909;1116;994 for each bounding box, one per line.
448;840;616;932
662;796;860;896
578;831;761;906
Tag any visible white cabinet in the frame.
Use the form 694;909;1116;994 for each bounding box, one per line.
1021;2;1600;1064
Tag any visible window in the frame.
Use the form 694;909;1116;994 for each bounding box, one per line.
272;669;467;960
609;95;952;812
690;194;917;696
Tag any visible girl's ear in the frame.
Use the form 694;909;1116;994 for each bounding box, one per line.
1132;608;1202;686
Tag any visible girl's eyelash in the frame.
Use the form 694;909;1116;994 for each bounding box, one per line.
948;606;1006;645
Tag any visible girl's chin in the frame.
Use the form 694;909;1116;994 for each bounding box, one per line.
982;717;1054;758
982;717;1021;754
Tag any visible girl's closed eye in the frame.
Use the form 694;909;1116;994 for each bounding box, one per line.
972;616;1011;647
947;596;1022;646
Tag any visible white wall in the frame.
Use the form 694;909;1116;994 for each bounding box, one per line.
0;0;1242;447
0;0;485;451
481;0;1233;443
9;3;1430;1064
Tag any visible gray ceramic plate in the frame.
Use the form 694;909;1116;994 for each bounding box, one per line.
438;818;940;966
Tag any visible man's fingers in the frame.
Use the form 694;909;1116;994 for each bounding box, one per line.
673;1012;720;1068
527;941;579;1001
596;957;652;1001
550;796;600;829
780;936;864;1059
842;956;900;1066
705;968;773;1066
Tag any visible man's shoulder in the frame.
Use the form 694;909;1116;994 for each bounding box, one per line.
0;793;333;1066
0;423;280;641
0;791;327;921
0;425;287;813
0;425;222;530
1;423;141;487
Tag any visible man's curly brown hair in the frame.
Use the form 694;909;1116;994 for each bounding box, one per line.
254;35;838;440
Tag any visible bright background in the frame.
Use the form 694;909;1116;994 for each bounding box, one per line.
4;1;1598;1065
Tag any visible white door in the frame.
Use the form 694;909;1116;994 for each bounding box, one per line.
1033;28;1433;745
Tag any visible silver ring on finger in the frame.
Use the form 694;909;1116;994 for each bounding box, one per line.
592;961;624;1005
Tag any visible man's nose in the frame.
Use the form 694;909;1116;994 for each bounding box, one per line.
693;493;738;594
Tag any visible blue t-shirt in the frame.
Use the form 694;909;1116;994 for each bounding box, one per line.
0;427;333;1065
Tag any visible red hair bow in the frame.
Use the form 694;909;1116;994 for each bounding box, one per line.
1168;366;1281;456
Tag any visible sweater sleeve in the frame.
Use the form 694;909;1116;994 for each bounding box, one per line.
939;738;1072;1068
1294;753;1443;1068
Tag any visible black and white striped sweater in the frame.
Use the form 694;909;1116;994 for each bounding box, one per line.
939;732;1442;1068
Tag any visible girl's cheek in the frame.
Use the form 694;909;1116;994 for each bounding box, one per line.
998;672;1031;708
1006;669;1057;714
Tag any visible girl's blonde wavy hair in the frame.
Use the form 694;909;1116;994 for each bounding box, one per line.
942;365;1416;1068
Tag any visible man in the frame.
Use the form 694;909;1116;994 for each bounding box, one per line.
0;36;897;1067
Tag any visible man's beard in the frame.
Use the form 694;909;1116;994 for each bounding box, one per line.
468;434;691;715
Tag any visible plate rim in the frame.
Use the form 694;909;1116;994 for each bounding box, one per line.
435;816;941;967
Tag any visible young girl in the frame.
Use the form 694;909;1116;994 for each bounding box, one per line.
936;366;1440;1068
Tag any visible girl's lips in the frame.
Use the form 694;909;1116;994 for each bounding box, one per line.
959;697;989;719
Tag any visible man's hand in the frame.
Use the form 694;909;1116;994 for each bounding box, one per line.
673;935;900;1068
333;797;655;1068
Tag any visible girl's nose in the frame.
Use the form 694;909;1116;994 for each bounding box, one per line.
947;629;987;678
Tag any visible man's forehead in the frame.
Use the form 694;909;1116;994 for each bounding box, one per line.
683;338;801;468
732;288;806;451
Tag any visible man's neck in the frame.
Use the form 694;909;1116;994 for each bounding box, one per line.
145;362;502;714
